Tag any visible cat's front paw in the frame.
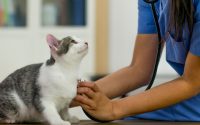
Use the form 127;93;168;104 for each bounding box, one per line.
61;121;71;125
4;119;16;124
69;116;79;123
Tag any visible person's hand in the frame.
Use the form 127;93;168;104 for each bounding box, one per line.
69;99;80;108
75;81;117;121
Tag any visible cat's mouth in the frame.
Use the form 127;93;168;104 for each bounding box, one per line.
78;45;88;54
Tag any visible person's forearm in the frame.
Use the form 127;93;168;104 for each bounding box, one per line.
95;34;161;99
113;77;200;119
96;65;152;99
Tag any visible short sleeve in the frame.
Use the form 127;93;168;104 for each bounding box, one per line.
137;0;160;34
189;0;200;56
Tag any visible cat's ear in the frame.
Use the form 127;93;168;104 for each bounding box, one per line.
46;34;59;52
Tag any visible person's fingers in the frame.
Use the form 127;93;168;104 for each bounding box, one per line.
81;104;91;110
77;87;95;99
75;95;96;109
78;81;94;87
78;82;100;92
69;99;80;107
72;100;91;110
90;83;100;92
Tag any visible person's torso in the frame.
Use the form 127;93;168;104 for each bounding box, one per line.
158;0;195;75
144;0;200;121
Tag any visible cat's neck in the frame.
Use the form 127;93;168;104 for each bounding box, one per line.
53;59;80;76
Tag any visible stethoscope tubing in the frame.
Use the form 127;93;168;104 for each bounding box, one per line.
145;2;162;90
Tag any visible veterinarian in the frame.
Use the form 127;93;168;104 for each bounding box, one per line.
75;0;200;122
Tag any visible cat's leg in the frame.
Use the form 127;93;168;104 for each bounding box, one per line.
0;111;7;123
0;94;18;124
0;115;16;124
3;119;16;124
60;107;79;124
41;101;71;125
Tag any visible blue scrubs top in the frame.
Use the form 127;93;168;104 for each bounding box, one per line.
125;0;200;121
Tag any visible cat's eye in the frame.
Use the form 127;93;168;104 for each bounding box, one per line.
71;40;78;44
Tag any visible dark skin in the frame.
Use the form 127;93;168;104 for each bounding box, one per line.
73;34;200;121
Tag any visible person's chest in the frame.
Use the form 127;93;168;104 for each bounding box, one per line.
158;0;191;75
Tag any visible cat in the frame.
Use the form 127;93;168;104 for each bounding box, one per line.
0;34;88;125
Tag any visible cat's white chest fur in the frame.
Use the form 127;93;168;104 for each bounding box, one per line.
37;35;88;125
38;63;78;110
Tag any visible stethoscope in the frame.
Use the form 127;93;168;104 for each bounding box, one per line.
144;0;162;90
83;0;163;122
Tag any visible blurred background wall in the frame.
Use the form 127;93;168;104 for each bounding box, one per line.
0;0;95;81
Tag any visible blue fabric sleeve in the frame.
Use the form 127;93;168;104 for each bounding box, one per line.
137;0;160;34
189;0;200;56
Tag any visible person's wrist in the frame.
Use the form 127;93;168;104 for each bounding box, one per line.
111;100;123;120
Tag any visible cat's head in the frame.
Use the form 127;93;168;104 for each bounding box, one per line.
46;34;88;65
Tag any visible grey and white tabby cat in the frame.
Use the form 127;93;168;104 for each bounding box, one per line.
0;34;88;125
